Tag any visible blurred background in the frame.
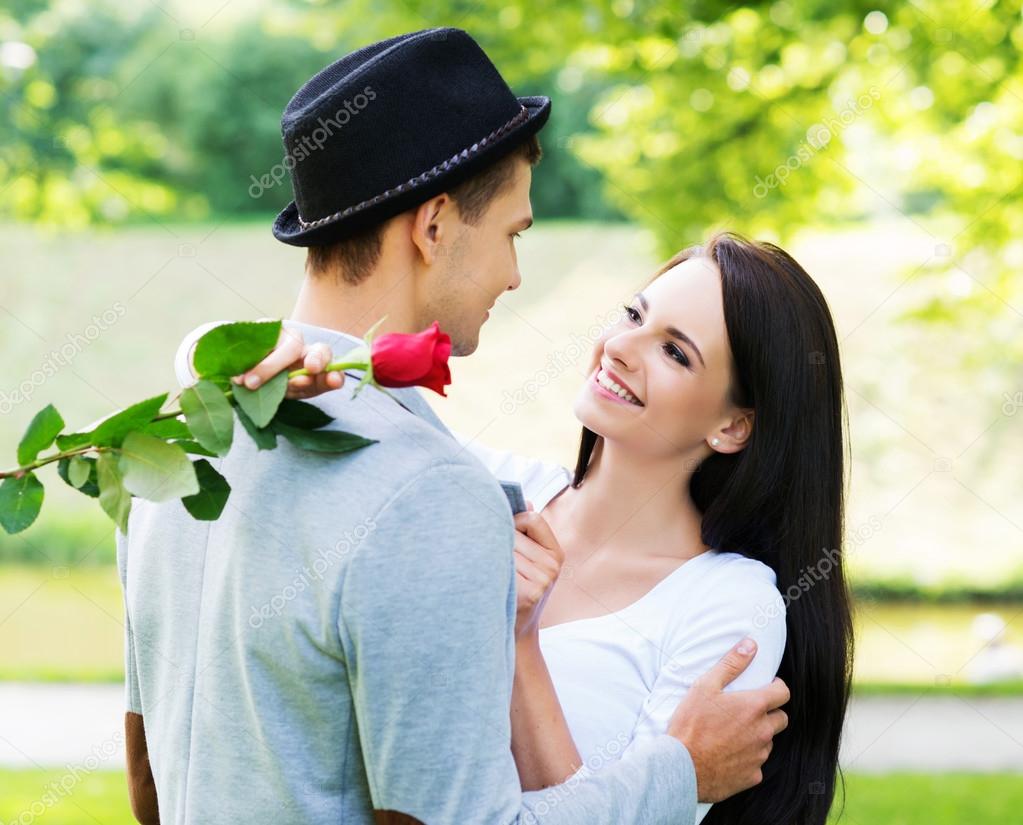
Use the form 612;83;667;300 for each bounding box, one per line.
1;0;1022;821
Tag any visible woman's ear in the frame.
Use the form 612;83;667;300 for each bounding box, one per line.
410;193;451;266
712;409;754;453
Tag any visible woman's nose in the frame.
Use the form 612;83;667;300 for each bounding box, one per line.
603;330;637;370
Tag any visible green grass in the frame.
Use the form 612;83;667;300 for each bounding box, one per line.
851;680;1023;698
0;770;134;825
828;773;1023;824
0;770;1019;824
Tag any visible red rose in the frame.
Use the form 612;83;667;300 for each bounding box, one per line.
370;321;452;396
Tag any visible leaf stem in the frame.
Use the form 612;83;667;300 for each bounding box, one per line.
289;360;368;379
0;445;109;479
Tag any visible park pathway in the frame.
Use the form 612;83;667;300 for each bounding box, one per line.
2;683;1022;772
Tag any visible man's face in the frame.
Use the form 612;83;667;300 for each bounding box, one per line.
419;159;533;356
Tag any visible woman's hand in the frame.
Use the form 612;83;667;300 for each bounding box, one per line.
513;508;564;642
232;328;344;399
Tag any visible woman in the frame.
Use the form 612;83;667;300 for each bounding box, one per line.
176;232;853;824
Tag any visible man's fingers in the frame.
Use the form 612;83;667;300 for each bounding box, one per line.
763;677;791;711
234;329;305;389
697;637;758;692
767;708;788;736
302;342;333;374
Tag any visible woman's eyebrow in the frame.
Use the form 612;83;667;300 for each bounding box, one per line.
635;292;706;368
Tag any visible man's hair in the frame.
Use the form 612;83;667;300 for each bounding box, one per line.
306;135;542;284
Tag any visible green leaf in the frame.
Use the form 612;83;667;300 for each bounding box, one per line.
17;404;65;466
272;422;377;454
0;474;44;534
235;405;277;450
68;455;92;488
273;398;334;430
55;431;93;451
232;370;287;428
193;320;282;378
182;459;231;521
172;439;219;458
57;456;99;498
118;432;199;502
180;379;234;456
142;418;192;440
59;394;169;451
96;453;131;533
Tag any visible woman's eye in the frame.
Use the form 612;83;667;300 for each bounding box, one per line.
622;304;641;323
664;343;690;367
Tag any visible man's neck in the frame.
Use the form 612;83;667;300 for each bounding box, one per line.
290;266;418;339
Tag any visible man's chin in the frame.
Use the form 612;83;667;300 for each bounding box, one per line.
449;333;480;357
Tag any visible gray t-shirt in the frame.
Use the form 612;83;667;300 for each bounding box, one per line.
117;320;697;823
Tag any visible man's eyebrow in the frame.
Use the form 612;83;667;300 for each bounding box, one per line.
516;216;534;231
635;292;706;368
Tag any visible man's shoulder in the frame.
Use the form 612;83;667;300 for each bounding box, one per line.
248;387;500;510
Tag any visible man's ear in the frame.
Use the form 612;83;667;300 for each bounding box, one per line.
410;193;452;266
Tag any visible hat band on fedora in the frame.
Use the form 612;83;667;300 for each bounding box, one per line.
296;104;530;231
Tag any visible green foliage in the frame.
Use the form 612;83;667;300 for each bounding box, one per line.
233;370;288;429
96;452;131;533
180;379;235;456
16;404;65;465
0;321;380;535
182;459;231;521
274;398;334;430
235;404;278;450
271;422;377;454
0;474;44;534
118;432;199;502
192;320;281;378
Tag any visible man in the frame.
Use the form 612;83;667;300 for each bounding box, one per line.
120;28;789;823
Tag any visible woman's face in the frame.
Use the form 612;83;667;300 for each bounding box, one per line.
573;255;747;458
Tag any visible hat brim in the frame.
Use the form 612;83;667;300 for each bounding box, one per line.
272;95;551;247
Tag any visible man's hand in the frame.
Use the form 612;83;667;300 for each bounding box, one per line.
667;638;790;803
232;327;344;398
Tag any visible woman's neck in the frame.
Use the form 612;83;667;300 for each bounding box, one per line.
550;436;709;562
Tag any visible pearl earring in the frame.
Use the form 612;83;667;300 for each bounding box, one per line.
711;438;720;446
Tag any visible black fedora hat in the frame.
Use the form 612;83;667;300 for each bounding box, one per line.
272;28;551;247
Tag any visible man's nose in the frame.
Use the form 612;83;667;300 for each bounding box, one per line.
507;268;522;291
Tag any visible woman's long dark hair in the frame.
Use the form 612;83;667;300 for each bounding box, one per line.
573;233;854;825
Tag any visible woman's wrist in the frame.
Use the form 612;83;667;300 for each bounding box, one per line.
514;632;544;674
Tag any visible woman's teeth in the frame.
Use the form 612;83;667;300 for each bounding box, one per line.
596;369;642;405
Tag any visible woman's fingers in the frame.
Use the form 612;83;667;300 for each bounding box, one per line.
514;534;561;579
514;511;565;565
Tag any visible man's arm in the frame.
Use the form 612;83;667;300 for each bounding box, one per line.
117;532;160;824
340;460;700;824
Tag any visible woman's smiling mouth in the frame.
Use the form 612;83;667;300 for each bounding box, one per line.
592;368;644;406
